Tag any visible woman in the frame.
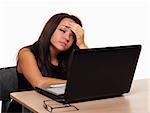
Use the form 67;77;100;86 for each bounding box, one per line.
8;13;88;112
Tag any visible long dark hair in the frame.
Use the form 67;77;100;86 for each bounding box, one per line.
22;13;82;76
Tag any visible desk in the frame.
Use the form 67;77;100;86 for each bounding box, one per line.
11;79;150;113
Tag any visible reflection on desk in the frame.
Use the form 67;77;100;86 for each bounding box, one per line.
11;79;150;113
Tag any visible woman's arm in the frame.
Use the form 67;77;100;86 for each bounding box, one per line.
17;48;66;88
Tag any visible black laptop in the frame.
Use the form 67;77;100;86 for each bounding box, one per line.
35;44;141;104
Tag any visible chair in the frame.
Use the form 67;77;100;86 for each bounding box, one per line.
0;66;18;112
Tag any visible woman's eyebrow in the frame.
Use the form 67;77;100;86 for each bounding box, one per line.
60;25;73;35
60;25;71;29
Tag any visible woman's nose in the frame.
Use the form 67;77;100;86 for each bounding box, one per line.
64;34;70;42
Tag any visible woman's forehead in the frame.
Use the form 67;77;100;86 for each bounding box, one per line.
59;18;74;25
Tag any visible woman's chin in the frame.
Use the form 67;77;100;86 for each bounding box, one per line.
57;46;68;52
56;44;71;52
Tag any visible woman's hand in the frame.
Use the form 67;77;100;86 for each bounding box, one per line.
67;22;88;49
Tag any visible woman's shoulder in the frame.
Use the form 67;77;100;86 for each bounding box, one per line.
18;48;34;59
17;47;36;74
19;47;30;52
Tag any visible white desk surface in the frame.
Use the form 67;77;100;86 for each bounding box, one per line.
11;79;150;113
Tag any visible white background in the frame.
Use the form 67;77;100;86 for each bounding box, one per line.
0;0;150;79
0;100;1;113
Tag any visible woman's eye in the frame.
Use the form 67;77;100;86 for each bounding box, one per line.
59;29;66;33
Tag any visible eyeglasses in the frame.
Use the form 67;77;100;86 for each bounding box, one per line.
43;100;79;113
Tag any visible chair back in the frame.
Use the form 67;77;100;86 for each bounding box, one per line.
0;66;18;112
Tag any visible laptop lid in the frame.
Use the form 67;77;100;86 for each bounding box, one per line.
64;44;141;103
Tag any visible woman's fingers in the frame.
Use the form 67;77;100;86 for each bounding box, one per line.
66;22;84;46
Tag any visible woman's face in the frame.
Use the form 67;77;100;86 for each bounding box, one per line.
50;18;75;52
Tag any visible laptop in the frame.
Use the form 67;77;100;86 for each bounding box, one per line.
35;44;141;104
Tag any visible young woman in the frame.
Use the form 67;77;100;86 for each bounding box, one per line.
8;13;88;112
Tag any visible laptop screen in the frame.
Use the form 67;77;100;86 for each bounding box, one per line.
64;45;141;103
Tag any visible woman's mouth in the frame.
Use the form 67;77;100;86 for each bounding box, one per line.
59;41;67;47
